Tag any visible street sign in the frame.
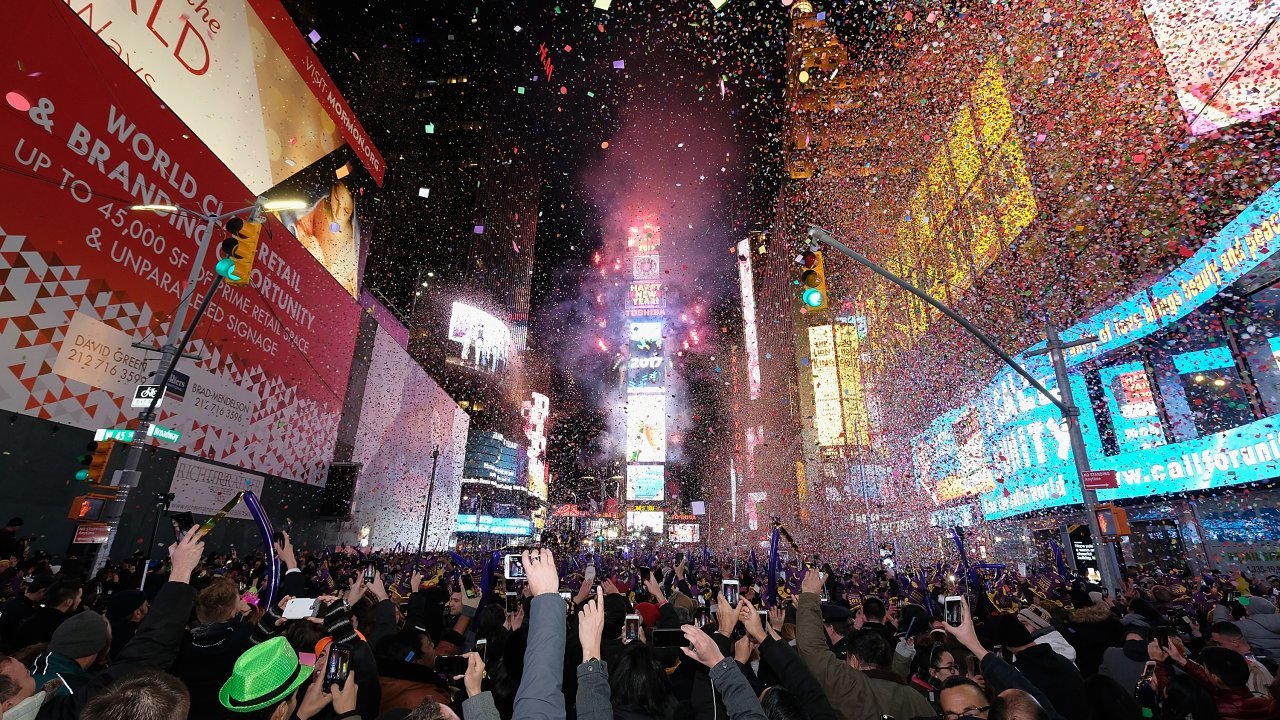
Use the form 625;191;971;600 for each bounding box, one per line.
94;428;136;442
132;385;166;408
165;370;190;401
1081;469;1118;490
72;523;111;544
146;424;182;443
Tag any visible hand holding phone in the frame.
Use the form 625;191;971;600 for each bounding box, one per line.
944;596;964;627
324;643;352;691
283;598;319;620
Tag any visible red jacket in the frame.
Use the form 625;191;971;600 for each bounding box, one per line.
1161;659;1280;720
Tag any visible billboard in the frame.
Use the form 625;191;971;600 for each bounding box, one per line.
273;166;367;299
627;336;666;392
808;325;844;446
464;431;520;484
627;283;664;313
626;510;665;533
626;464;665;501
633;254;660;280
668;523;700;543
911;181;1280;518
64;0;383;192
522;392;550;502
456;514;534;536
737;239;761;400
1141;0;1280;133
1;4;363;483
625;394;666;463
350;326;469;549
447;302;514;374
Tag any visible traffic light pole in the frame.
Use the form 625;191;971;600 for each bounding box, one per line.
807;225;1122;594
91;202;261;575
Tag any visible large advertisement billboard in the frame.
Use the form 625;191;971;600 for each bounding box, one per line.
447;302;514;374
625;394;667;463
1;4;362;483
64;0;383;191
626;464;665;501
350;326;469;549
808;325;843;446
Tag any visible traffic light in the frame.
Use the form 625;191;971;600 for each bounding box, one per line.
67;495;109;521
216;217;263;286
797;250;828;310
75;441;116;483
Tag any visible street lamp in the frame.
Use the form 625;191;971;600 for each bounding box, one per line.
90;196;304;574
807;225;1123;594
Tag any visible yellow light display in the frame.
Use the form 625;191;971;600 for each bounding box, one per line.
808;325;844;446
834;323;870;446
872;57;1036;345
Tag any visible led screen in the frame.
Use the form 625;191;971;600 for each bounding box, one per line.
448;302;514;374
626;510;665;533
1142;0;1280;133
627;336;665;392
627;464;665;501
456;514;534;536
808;325;843;446
668;524;700;543
626;394;667;463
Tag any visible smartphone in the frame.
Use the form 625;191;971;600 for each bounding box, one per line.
475;638;488;663
461;574;477;599
758;609;770;629
1140;660;1157;680
170;511;195;541
363;565;375;583
505;591;519;614
625;614;641;642
944;596;964;626
722;580;740;605
324;642;352;691
435;655;469;676
559;590;572;606
283;598;319;620
639;566;651;582
1154;626;1171;648
504;554;526;580
272;530;286;547
652;628;691;647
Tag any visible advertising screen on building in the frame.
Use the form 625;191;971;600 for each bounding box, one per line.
464;431;520;484
627;283;664;311
668;523;700;543
1141;0;1280;134
626;510;665;534
64;0;383;192
0;4;362;484
271;154;369;299
808;325;844;446
522;392;550;503
911;181;1280;519
627;336;665;392
625;394;667;463
627;464;665;501
350;326;469;549
737;239;762;400
633;254;660;280
456;514;534;536
447;302;514;374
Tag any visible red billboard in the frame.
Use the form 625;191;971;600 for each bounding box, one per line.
0;1;361;484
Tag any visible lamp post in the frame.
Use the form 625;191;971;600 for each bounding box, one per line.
91;198;306;575
419;445;442;552
807;225;1122;593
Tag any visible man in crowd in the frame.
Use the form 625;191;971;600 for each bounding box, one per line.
9;580;83;650
105;590;148;659
30;611;111;693
1208;620;1276;694
0;575;56;651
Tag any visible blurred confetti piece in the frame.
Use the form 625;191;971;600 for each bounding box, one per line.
613;60;625;69
418;187;430;198
5;91;31;112
709;0;729;8
307;29;320;43
335;163;351;179
425;123;435;134
474;225;485;234
593;0;611;8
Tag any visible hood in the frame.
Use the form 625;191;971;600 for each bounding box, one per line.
4;691;48;720
189;619;245;647
1246;596;1277;615
1122;639;1150;662
1070;603;1116;623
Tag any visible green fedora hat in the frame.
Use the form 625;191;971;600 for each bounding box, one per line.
219;636;315;713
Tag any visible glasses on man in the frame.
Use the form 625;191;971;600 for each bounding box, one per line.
942;706;990;720
932;663;959;676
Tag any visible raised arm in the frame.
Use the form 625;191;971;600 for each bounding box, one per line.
514;549;567;720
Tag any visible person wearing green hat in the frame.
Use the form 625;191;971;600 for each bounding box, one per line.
219;638;359;720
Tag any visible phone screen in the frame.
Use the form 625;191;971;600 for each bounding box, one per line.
505;554;526;580
505;591;519;614
722;581;739;605
944;597;963;626
461;574;477;599
625;614;640;642
324;644;352;690
652;628;690;647
639;566;651;582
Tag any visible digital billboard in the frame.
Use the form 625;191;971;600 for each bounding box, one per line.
911;181;1280;519
668;523;700;543
625;394;667;463
350;326;470;549
626;464;665;501
522;392;550;503
1141;0;1280;134
1;4;362;484
627;336;665;392
64;0;383;192
626;510;665;533
808;325;843;446
627;283;664;314
633;254;660;280
447;302;514;374
464;431;520;484
737;239;761;400
456;514;534;536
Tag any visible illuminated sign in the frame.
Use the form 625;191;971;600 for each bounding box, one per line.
630;322;663;341
627;337;665;392
447;302;514;374
1142;0;1280;133
456;514;534;536
626;510;664;533
626;464;665;501
522;392;550;501
628;283;664;308
834;323;869;446
634;254;660;280
737;239;761;400
912;181;1280;519
625;394;666;463
629;222;662;253
808;325;844;446
668;523;700;543
464;431;520;484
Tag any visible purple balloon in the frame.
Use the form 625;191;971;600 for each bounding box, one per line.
242;491;279;608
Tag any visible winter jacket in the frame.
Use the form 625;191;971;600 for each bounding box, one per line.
707;657;769;720
172;617;254;720
1157;658;1280;720
861;667;936;720
1032;628;1078;664
1010;643;1091;720
28;652;86;696
1098;639;1152;694
979;652;1067;720
461;691;502;720
759;635;840;720
795;591;880;720
1065;602;1124;677
514;593;567;720
1214;598;1280;659
0;596;40;651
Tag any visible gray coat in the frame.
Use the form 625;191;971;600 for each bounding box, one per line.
1213;596;1280;658
576;657;768;720
514;593;568;720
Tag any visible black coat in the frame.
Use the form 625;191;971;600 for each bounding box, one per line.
172;619;254;720
1011;644;1091;720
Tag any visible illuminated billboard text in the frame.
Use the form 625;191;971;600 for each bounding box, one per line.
808;325;844;446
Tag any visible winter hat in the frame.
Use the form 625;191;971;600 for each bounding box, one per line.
219;637;314;713
48;611;109;659
990;613;1035;648
106;590;148;622
1018;606;1052;631
634;602;660;628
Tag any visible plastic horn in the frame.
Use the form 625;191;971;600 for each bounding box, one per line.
242;491;280;609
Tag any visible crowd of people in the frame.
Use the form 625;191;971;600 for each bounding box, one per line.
1;523;1279;720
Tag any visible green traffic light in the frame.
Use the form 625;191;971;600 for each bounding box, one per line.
215;257;241;281
75;469;90;481
802;288;825;307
